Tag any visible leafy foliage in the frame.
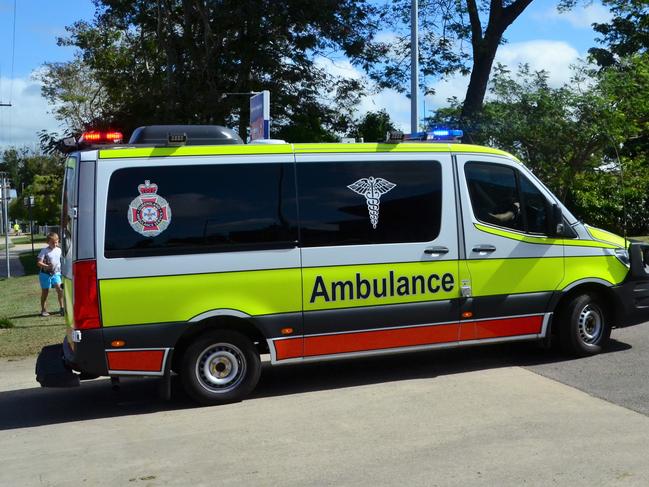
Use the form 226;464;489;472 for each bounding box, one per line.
41;0;381;141
348;110;396;142
370;0;538;121
428;57;649;234
1;148;63;225
589;0;648;68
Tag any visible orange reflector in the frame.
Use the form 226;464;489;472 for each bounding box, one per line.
280;327;294;335
461;311;473;319
111;340;126;348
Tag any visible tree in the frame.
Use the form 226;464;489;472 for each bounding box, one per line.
10;174;63;225
1;148;64;225
370;0;550;124
427;61;649;234
348;110;396;142
39;58;111;134
589;0;648;68
42;1;381;141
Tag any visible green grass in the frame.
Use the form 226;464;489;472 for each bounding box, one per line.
18;251;40;275
0;317;14;329
12;235;48;245
0;274;66;357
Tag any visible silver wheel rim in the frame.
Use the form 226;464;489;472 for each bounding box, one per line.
195;343;246;393
577;304;603;344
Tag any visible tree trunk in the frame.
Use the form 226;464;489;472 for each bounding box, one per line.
460;0;535;123
461;38;499;122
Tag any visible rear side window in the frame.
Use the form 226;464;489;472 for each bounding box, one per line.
61;157;77;258
297;160;442;247
465;162;549;234
105;163;298;258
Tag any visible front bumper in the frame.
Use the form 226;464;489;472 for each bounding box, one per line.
612;279;649;327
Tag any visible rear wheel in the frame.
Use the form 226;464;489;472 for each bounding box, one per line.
181;330;261;405
559;293;611;356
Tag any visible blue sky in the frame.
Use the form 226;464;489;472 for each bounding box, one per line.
0;0;611;148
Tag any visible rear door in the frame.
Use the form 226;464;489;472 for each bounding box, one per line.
273;152;460;362
455;154;564;341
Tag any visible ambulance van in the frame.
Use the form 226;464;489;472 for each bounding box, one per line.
36;125;649;405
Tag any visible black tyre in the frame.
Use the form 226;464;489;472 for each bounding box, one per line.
181;330;261;405
558;293;611;357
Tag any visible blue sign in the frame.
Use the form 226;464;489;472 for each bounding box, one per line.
250;90;270;140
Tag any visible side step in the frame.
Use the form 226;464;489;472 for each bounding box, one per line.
35;344;80;388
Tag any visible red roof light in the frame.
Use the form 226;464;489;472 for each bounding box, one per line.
80;130;123;144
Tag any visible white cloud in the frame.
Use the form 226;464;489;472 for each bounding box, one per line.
314;56;412;131
0;73;61;150
422;40;580;119
495;40;581;86
536;2;612;29
316;39;582;132
314;57;364;81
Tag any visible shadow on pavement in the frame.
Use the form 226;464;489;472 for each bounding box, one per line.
9;313;48;320
0;338;631;431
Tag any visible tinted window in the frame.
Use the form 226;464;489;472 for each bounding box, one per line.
105;163;298;258
519;174;549;234
298;160;442;247
61;157;77;258
465;163;522;231
465;162;550;234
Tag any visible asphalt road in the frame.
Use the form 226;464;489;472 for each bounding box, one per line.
1;324;649;486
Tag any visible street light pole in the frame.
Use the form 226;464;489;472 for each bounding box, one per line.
410;0;419;134
1;172;10;278
29;196;34;255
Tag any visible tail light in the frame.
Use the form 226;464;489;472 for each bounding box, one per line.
73;260;101;330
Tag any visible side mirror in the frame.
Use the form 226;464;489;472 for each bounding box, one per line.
548;204;564;237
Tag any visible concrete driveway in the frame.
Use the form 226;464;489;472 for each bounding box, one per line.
1;325;649;486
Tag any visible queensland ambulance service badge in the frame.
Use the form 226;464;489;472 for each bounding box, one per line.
127;180;172;237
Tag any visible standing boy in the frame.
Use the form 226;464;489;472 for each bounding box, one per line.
37;232;64;317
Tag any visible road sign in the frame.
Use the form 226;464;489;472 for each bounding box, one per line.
250;90;270;141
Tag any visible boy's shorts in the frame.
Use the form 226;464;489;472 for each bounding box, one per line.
39;272;62;289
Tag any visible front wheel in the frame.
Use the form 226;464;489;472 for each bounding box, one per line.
558;293;611;357
181;330;261;405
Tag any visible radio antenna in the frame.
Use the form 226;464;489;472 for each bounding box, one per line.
611;138;627;242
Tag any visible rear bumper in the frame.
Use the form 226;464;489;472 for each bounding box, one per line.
35;343;80;388
64;328;108;376
612;279;649;327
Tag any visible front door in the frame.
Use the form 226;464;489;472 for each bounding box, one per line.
455;154;564;342
270;151;461;362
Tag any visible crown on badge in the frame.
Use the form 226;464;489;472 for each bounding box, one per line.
137;180;158;194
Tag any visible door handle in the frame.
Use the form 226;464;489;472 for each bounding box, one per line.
472;244;496;253
424;246;449;255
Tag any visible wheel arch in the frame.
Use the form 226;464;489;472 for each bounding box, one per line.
551;279;622;332
171;313;267;373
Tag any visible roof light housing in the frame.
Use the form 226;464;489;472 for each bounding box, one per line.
79;130;124;145
129;125;243;145
385;128;463;143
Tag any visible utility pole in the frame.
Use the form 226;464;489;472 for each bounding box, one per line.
410;0;419;134
0;172;10;278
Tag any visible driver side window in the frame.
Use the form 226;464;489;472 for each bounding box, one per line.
465;162;549;235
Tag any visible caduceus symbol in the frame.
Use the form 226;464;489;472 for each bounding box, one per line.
347;177;397;229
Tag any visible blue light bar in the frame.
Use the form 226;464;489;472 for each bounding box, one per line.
386;128;464;143
431;129;463;139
